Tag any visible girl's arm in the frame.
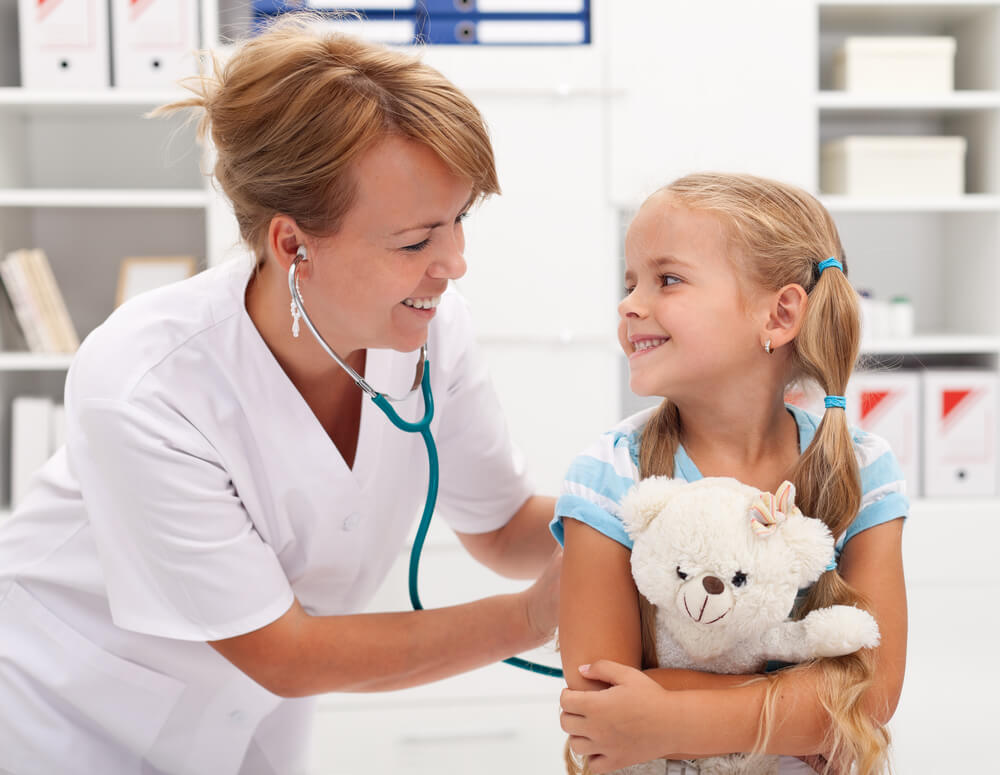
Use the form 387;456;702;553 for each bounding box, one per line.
559;518;906;771
559;518;644;691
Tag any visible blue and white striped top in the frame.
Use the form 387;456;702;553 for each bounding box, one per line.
551;404;909;559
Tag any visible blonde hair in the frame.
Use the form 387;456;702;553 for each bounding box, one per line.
153;13;499;258
636;172;890;773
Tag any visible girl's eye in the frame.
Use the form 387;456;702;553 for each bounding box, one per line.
661;274;680;287
676;567;688;581
402;239;430;253
732;571;748;588
623;285;635;297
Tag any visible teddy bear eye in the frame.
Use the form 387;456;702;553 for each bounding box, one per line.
676;566;688;581
731;571;748;588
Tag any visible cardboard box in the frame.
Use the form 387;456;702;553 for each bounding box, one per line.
921;370;998;497
833;36;955;94
846;371;921;497
821;135;966;197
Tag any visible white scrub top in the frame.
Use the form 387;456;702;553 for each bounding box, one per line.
0;256;533;775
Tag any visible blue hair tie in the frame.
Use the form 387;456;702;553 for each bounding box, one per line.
825;559;838;573
818;257;843;274
824;395;846;409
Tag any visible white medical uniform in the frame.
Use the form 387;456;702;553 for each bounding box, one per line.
0;256;533;775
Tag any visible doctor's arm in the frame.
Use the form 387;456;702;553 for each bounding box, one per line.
209;550;559;697
455;494;558;579
559;519;906;772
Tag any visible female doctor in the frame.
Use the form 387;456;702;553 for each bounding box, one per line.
0;17;560;775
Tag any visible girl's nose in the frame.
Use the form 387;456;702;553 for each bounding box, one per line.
618;292;644;319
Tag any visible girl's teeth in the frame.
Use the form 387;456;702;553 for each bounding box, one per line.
403;296;441;310
634;338;668;351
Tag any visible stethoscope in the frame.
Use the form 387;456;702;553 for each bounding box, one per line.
289;247;561;678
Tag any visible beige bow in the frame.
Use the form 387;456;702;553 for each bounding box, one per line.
749;480;797;537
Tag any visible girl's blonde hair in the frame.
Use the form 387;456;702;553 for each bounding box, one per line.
637;172;890;773
153;13;499;258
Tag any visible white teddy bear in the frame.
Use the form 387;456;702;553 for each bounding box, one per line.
614;476;880;775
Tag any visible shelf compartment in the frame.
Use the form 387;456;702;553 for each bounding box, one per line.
860;334;1000;354
821;193;1000;211
817;89;1000;113
0;189;209;208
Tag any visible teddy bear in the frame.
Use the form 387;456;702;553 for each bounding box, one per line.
607;476;881;775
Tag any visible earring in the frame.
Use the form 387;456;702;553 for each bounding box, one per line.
764;339;772;354
290;297;301;338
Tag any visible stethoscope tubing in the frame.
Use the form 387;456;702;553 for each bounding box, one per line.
289;251;562;678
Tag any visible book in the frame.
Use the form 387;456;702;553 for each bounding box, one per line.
0;249;79;353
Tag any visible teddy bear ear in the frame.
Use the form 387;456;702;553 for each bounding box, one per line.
778;512;836;587
621;476;686;537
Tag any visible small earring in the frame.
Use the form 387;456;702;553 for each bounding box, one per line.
764;339;772;355
290;297;301;338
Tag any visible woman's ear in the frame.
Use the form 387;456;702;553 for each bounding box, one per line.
266;215;307;273
763;283;808;350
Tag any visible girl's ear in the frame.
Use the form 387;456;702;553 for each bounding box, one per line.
762;283;808;350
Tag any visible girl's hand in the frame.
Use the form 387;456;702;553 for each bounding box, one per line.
559;660;677;773
520;548;561;645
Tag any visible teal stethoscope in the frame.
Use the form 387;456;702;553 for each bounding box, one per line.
289;248;561;678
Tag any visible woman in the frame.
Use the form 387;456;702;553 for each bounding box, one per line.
0;17;559;775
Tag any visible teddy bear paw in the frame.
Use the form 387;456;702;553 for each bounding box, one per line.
803;605;881;657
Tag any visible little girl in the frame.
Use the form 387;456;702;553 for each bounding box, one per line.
554;173;907;774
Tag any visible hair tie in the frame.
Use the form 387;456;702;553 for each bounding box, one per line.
825;559;838;573
818;257;843;274
824;395;846;410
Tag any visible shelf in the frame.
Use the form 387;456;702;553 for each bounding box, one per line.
0;88;190;116
0;189;209;209
0;352;75;371
817;90;1000;114
860;335;1000;355
821;194;1000;212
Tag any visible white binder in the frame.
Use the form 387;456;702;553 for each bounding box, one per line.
17;0;111;89
111;0;200;89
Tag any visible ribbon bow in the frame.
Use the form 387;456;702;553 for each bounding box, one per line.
749;481;797;537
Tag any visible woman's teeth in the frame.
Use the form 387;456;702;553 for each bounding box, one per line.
634;338;668;352
402;296;441;310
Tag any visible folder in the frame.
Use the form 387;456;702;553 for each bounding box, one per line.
422;15;589;45
10;396;54;508
421;1;587;13
17;0;111;89
110;0;200;89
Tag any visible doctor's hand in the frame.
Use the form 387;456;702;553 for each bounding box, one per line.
519;548;561;646
560;660;678;773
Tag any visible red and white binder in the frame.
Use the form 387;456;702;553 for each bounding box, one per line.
110;0;200;89
18;0;111;89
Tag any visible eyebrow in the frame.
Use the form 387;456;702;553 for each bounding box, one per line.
391;193;477;236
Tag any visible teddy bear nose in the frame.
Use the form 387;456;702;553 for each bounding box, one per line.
702;576;725;595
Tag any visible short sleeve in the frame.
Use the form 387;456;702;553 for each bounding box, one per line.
70;397;294;641
839;432;910;551
430;296;534;534
550;432;639;550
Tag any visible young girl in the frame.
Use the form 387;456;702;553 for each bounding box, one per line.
554;173;907;774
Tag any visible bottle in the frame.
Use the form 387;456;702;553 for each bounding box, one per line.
889;295;915;338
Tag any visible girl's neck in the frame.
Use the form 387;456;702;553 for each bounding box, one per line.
675;394;801;493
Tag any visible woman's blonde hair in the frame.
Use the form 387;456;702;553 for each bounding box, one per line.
636;172;890;773
153;13;499;258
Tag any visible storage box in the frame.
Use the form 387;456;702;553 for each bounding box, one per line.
833;36;956;94
846;371;921;497
921;370;997;497
820;136;966;197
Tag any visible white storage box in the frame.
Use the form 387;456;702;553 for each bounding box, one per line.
820;136;966;197
921;370;998;497
846;371;921;497
833;36;956;94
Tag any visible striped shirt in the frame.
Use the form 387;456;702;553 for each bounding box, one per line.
551;404;909;559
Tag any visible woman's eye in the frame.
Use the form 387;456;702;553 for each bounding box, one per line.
676;567;688;581
732;571;748;588
402;239;430;253
455;211;469;224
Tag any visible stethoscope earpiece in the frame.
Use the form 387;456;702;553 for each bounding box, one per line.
295;245;307;262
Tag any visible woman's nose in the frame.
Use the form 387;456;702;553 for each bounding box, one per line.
430;242;467;281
